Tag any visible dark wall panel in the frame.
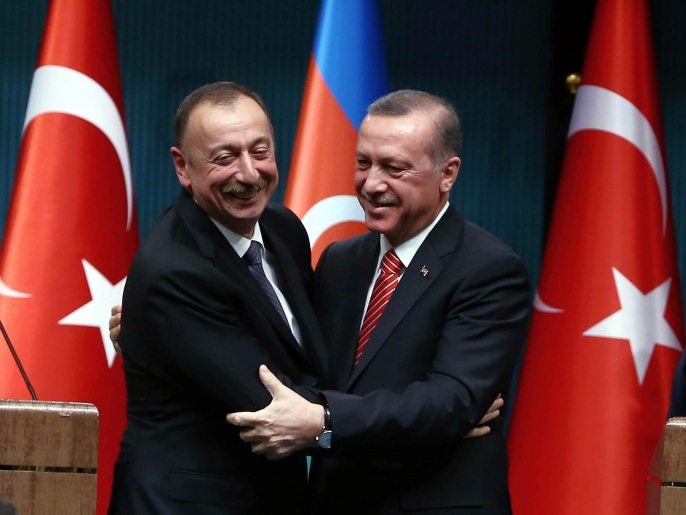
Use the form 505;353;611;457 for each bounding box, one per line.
381;1;550;281
655;0;686;296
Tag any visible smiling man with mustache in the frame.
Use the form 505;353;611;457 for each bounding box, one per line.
108;82;328;514
228;90;532;515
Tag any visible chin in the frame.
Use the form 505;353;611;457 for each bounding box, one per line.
363;218;393;236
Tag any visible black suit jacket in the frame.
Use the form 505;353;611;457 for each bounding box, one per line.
109;191;326;514
311;207;531;514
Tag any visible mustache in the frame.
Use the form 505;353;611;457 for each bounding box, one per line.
360;192;400;207
223;178;268;199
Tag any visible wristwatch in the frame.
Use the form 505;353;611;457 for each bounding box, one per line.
315;405;332;449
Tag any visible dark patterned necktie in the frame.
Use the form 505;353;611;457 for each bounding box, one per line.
354;249;403;365
243;240;289;325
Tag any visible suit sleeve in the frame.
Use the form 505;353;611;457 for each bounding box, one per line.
319;251;532;455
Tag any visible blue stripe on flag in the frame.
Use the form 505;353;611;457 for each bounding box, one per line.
313;0;389;130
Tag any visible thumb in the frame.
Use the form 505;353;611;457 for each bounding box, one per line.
258;364;284;398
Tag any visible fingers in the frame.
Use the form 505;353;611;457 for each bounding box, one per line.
468;395;505;438
258;365;285;398
490;396;504;412
226;411;261;427
109;304;121;347
109;307;122;355
109;313;121;331
109;320;121;347
483;395;504;415
226;366;282;428
225;416;291;460
464;425;491;439
478;408;500;425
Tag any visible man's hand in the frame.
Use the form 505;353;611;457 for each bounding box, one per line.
464;395;503;439
226;365;324;460
110;304;122;356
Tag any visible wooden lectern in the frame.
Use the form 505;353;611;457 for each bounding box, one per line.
647;417;686;515
0;399;98;514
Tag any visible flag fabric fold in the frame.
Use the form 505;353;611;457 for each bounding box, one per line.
0;0;138;512
284;0;388;265
508;0;684;513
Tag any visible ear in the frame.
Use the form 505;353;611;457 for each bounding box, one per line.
439;157;460;193
170;146;191;189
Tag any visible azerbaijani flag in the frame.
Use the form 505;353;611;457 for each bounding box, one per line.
284;0;388;265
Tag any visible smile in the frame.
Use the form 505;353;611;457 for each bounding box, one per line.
223;183;263;200
363;195;399;209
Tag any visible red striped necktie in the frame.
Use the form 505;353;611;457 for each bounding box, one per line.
354;249;404;366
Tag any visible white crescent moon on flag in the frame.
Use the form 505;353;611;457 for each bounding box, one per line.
0;277;31;298
301;195;365;249
534;289;563;313
535;85;669;315
568;85;667;235
23;65;134;230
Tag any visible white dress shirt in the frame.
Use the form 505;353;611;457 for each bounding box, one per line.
360;201;451;319
210;218;303;345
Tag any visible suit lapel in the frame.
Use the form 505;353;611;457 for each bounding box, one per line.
329;236;380;389
261;223;325;367
174;193;304;356
347;208;465;389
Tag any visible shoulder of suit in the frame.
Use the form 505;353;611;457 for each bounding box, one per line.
460;221;528;279
316;232;375;271
326;230;373;253
463;221;517;254
262;203;302;229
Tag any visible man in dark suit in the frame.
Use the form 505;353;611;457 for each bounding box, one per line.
108;82;327;514
228;90;532;514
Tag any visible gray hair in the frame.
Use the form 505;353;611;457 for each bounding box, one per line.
367;90;461;171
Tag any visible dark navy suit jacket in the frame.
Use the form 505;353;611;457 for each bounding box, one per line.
109;191;326;514
311;206;531;514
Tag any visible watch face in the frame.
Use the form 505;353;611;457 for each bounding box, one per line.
317;430;332;448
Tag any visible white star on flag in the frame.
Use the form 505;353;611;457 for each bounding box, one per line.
59;259;126;368
583;267;682;384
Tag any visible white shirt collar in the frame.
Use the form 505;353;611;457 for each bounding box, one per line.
379;201;450;269
209;218;264;258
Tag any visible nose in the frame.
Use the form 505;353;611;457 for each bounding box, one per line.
236;152;259;184
361;167;387;195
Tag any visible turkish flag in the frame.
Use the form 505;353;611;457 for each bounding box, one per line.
284;0;388;265
0;1;138;512
507;0;684;513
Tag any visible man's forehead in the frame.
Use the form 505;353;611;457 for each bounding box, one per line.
192;99;271;131
357;113;433;149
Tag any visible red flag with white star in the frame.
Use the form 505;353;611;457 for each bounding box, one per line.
0;0;138;512
508;0;684;513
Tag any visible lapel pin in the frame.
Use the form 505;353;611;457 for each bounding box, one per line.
420;265;429;277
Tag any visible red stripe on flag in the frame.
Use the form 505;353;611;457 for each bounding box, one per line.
285;55;364;265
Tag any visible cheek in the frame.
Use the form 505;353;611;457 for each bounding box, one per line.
263;173;279;196
259;162;278;179
199;165;227;184
353;170;367;190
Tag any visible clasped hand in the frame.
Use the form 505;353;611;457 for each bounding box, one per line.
226;365;504;459
226;365;324;460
